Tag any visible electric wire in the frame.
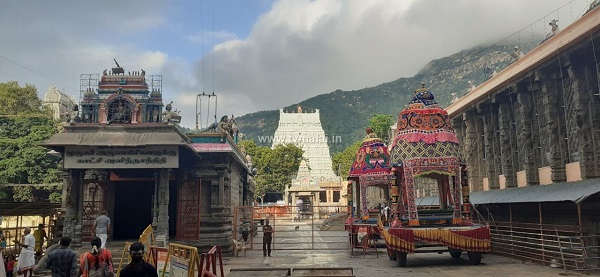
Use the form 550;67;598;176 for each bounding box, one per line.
0;54;79;94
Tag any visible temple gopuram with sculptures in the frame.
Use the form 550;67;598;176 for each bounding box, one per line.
41;61;254;252
273;106;344;217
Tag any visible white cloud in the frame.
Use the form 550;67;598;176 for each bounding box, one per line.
189;0;589;130
0;0;591;129
187;30;239;45
138;51;169;72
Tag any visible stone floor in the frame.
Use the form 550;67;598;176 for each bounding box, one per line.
27;229;600;277
222;248;599;277
7;217;596;276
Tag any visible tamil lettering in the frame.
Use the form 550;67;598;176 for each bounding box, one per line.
63;146;179;169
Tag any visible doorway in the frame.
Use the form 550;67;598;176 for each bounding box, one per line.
113;181;154;240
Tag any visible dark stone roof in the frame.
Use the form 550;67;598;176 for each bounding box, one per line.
42;124;190;148
41;124;202;162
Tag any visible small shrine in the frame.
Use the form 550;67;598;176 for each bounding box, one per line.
42;60;254;253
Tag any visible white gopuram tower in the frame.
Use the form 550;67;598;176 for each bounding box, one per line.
272;106;337;182
273;106;341;216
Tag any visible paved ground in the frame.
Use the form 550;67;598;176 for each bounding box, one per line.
29;218;600;276
29;240;598;277
222;248;596;277
221;220;597;276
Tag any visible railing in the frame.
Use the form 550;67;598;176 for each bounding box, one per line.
480;220;600;272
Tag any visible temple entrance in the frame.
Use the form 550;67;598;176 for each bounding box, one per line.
113;181;154;240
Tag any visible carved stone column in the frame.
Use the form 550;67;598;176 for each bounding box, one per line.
218;170;225;206
155;168;170;243
537;70;566;182
463;113;483;191
62;169;82;247
498;96;516;187
580;58;600;178
515;87;539;185
480;103;499;189
223;166;232;207
564;55;597;179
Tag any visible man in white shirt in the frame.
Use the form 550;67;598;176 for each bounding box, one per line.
93;210;111;248
14;227;35;277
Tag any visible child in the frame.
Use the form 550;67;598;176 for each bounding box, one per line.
6;254;15;277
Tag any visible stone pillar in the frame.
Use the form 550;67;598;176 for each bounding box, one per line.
463;112;483;191
480;103;499;189
218;175;225;206
538;70;567;182
515;86;539;185
155;168;170;243
62;169;82;247
498;96;517;187
453;117;466;159
564;56;598;179
581;59;600;178
223;167;231;206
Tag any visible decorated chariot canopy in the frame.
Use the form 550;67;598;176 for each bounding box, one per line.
389;83;466;225
348;128;392;219
390;83;462;175
348;128;392;182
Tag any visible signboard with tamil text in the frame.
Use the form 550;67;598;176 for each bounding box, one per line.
64;146;179;169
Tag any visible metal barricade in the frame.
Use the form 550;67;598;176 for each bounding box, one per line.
234;205;350;251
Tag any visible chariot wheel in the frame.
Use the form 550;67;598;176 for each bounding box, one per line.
468;252;482;265
396;251;407;267
449;249;462;259
387;247;396;260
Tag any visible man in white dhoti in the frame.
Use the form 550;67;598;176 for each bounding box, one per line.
14;227;35;277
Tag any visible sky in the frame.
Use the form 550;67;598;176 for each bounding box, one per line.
0;0;592;129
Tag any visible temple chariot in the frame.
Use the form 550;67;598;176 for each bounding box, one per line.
346;84;491;266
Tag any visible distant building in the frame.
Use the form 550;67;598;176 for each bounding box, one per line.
43;86;76;120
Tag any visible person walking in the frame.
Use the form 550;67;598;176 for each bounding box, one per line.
33;224;48;257
14;227;35;277
79;237;113;277
46;236;77;277
262;219;274;257
239;223;249;243
119;242;157;277
92;210;111;248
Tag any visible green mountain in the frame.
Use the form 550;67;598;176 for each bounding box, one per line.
236;42;534;154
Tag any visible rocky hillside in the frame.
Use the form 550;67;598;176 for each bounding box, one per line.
236;41;536;154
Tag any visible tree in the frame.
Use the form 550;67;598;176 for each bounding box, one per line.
238;140;304;200
0;81;61;202
0;81;45;115
368;114;394;142
332;140;362;179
